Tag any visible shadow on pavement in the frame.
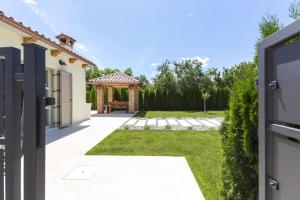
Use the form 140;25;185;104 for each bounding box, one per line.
46;124;89;145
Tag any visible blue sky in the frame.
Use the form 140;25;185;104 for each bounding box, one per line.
2;0;296;78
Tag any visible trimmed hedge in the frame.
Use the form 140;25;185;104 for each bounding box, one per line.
220;63;258;200
139;87;229;111
87;86;230;111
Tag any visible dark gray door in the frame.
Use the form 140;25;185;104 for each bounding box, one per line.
259;20;300;200
60;70;72;128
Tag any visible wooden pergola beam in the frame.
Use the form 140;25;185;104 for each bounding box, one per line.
50;49;61;57
69;57;78;64
82;63;88;68
23;36;38;44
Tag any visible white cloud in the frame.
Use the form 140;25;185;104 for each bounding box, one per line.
75;43;89;52
23;0;37;5
180;56;210;67
22;0;59;34
151;63;159;67
186;13;193;17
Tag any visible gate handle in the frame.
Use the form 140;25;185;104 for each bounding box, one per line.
38;97;55;147
268;177;280;191
268;81;279;90
38;97;46;148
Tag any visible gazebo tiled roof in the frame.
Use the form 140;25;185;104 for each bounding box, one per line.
89;72;139;86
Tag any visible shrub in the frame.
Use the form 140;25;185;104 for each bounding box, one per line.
220;63;258;200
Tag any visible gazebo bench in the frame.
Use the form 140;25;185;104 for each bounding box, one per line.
107;101;129;112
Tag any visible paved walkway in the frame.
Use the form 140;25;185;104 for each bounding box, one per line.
46;112;205;200
122;117;223;130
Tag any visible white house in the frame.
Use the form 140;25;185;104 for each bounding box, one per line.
0;11;95;128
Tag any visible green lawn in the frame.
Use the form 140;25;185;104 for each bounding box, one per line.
87;130;223;200
134;110;226;118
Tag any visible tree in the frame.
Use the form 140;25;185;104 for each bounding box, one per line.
174;58;203;92
136;74;149;89
254;13;282;64
289;0;300;20
202;92;210;112
86;66;102;81
220;13;282;200
103;68;119;75
154;60;177;94
124;67;133;76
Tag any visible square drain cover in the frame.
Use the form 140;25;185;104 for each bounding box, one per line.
64;165;98;180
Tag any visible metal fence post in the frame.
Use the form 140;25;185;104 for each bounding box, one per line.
23;44;46;200
0;47;22;200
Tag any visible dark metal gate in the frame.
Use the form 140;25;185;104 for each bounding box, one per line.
259;19;300;200
0;44;54;200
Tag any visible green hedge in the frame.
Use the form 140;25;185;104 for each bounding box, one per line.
220;63;258;200
139;87;229;111
87;86;229;111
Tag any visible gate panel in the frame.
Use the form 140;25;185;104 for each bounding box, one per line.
0;45;48;200
272;41;300;125
259;19;300;200
0;59;4;142
0;57;4;200
0;48;22;200
23;44;46;200
270;135;300;200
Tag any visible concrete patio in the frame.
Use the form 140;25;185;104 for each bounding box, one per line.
46;112;205;200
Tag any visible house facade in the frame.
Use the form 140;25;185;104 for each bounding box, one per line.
0;11;94;128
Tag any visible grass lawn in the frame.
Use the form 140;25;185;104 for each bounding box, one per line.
87;130;223;200
134;110;226;118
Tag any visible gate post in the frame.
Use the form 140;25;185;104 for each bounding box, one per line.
23;44;46;200
0;48;22;200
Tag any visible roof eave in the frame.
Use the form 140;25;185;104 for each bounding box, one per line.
0;11;96;67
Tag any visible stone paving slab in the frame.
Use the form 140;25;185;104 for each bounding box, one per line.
206;119;221;126
177;119;192;127
147;119;157;126
121;117;223;131
197;119;217;128
136;119;147;127
167;119;179;126
186;119;202;126
158;119;168;127
126;119;138;126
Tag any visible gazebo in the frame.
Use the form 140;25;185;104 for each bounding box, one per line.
89;72;140;113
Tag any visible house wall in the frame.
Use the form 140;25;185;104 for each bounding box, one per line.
0;21;91;126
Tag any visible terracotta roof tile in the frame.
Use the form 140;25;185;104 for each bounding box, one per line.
0;11;95;66
89;72;139;85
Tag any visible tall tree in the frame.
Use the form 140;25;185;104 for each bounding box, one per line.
221;13;282;200
136;74;149;89
254;14;282;64
154;60;177;94
289;0;300;20
124;68;134;76
174;58;203;92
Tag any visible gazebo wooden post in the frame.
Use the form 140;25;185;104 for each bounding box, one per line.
97;85;104;113
128;86;135;113
134;88;139;111
108;87;113;103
